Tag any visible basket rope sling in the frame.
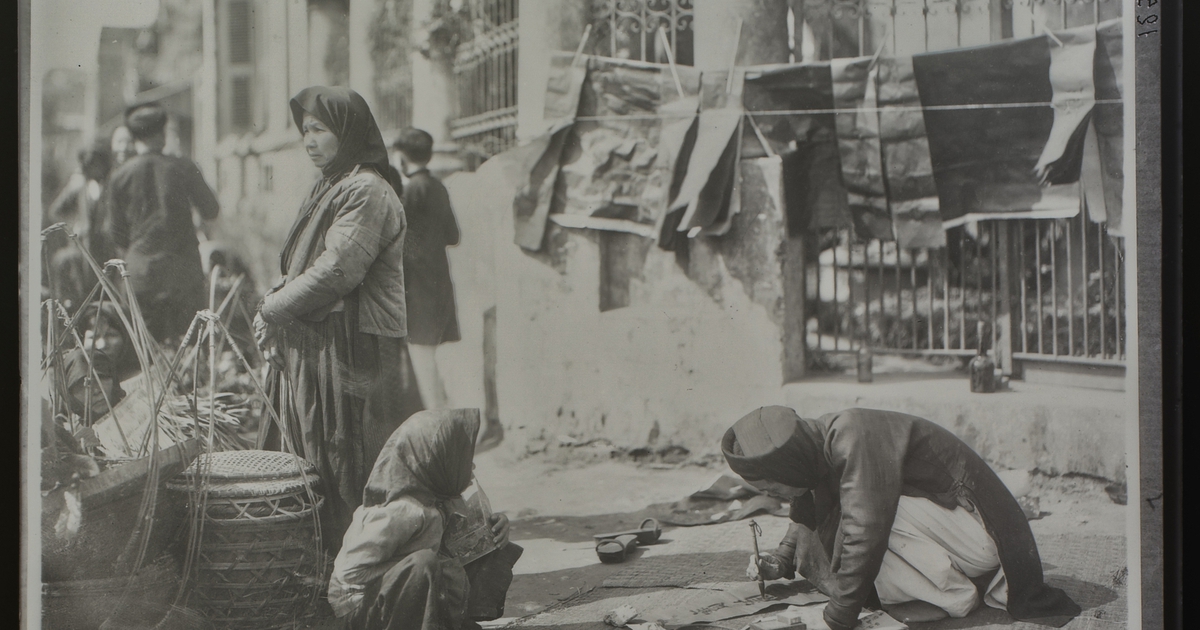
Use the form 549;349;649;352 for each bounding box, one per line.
168;450;326;629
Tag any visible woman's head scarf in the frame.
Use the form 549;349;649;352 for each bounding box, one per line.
289;86;398;186
721;406;829;489
363;409;481;508
280;87;404;275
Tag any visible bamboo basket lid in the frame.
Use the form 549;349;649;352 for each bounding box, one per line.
172;450;317;482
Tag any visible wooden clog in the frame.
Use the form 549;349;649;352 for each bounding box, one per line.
596;534;638;563
593;518;662;545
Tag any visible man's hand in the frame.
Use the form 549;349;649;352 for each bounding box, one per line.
745;553;789;581
488;513;511;547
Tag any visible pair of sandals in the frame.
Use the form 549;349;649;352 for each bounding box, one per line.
594;518;662;564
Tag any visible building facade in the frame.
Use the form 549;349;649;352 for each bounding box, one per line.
437;0;1129;482
137;0;1128;480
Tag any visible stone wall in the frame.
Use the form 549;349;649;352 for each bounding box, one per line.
438;146;1128;484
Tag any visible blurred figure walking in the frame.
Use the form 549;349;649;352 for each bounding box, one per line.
44;138;112;310
109;125;136;167
98;103;220;342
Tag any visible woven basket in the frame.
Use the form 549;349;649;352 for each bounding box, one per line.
168;451;325;630
173;450;318;482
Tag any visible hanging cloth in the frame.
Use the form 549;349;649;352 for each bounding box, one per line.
550;56;702;238
876;56;945;249
512;52;588;251
913;31;1084;227
1032;25;1097;185
671;69;744;238
1083;18;1125;236
831;56;892;241
743;63;852;235
651;95;702;249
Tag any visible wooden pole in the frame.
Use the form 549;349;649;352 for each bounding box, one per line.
659;26;686;98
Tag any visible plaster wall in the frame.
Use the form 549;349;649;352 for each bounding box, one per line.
212;144;319;290
440;154;794;455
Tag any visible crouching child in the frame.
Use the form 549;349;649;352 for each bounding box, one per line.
327;409;523;630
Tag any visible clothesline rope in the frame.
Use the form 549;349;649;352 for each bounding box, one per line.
570;99;1123;122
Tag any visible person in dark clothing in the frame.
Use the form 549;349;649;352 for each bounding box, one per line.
44;139;112;310
98;104;220;342
392;128;460;411
723;406;1081;630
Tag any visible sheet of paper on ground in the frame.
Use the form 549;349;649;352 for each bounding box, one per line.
634;580;828;628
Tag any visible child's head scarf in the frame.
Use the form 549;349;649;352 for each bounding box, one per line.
363;408;481;508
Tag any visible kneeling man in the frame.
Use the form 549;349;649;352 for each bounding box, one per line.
723;406;1080;630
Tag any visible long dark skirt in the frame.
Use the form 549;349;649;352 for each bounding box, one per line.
258;298;425;549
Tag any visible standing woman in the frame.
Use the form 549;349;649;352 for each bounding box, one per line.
255;87;424;547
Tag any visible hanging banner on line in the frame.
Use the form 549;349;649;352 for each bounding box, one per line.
512;52;588;251
876;56;945;249
913;29;1093;227
550;56;701;241
831;55;893;241
743;63;853;235
1084;18;1125;237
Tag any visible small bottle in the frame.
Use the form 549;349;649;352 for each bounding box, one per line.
969;323;995;393
856;344;873;383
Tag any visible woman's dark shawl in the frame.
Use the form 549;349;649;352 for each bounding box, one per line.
290;86;392;181
722;406;1081;628
281;87;404;278
363;408;480;509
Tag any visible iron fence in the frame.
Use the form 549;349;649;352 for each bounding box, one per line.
809;215;1126;369
799;0;1126;371
589;0;695;66
452;0;520;161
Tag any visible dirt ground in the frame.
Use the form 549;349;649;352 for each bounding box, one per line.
295;443;1128;630
474;445;1130;630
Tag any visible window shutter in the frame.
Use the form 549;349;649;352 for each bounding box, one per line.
228;0;253;64
231;75;252;129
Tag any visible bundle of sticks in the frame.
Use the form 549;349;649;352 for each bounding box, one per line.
155;392;251;453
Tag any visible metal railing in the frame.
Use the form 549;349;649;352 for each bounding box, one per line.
452;0;519;161
799;0;1125;371
809;215;1125;368
1013;215;1125;363
589;0;695;66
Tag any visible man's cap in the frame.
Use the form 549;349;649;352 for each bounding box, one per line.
125;103;169;140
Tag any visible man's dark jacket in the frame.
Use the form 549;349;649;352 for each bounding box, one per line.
724;407;1080;630
98;152;219;339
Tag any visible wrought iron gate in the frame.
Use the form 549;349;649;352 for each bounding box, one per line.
451;0;519;162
